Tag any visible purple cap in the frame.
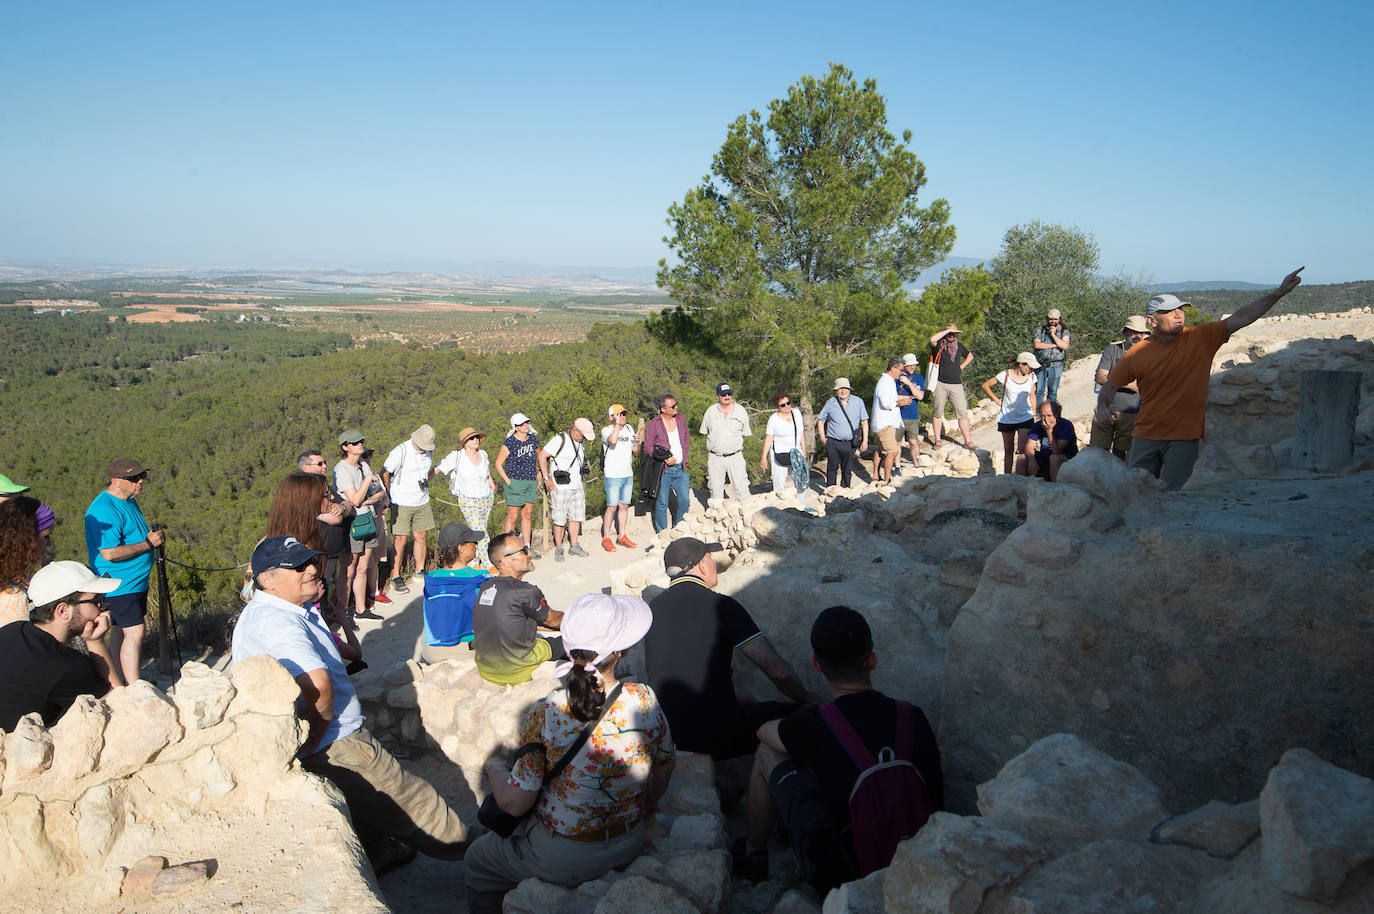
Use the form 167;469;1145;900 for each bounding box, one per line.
34;503;56;534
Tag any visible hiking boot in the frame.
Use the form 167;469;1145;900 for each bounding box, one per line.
372;592;393;605
390;576;409;594
554;547;565;562
602;537;616;553
616;534;637;548
568;543;589;558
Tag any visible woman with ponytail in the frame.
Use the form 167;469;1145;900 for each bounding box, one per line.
466;593;676;914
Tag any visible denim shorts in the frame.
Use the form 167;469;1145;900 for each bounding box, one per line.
603;475;634;506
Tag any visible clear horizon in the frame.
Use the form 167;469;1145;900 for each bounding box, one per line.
3;1;1370;286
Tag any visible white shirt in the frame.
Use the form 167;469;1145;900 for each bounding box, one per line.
873;373;903;431
765;409;803;454
383;441;433;507
994;370;1037;424
601;425;636;478
436;448;492;499
542;432;585;490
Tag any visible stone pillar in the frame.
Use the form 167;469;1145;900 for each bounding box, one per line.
1294;370;1361;472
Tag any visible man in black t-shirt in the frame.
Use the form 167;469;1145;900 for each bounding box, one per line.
644;537;820;760
472;533;565;685
735;606;943;891
0;561;123;731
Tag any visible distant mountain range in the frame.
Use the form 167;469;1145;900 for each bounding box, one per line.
1149;280;1270;292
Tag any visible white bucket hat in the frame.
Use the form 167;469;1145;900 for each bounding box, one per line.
1015;351;1042;369
554;593;653;678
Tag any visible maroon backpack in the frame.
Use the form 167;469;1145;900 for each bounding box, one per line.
819;701;933;876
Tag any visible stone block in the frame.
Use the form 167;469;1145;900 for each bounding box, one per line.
1260;748;1374;900
100;681;183;769
667;812;728;851
0;793;67;877
48;694;109;781
227;653;300;717
1007;528;1083;565
76;781;126;859
504;877;575;913
593;875;697;914
626;848;730;913
772;887;824;914
384;658;422;686
977;734;1167;842
1151;799;1259;859
171;661;237;729
822;869;885;913
4;714;54;782
752;508;804;549
884;812;1051;914
1005;839;1209;913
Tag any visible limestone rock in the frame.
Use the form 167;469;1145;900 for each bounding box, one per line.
48;694;109;781
171;661;236;729
0;793;68;880
667;812;728;851
977;734;1168;842
884;812;1051;913
147;859;214;896
593;875;698;914
227;653;300;717
1151;799;1260;859
772;887;824;914
1005;839;1212;913
752;507;804;549
822;869;885;913
383;658;422;685
504;877;575;913
4;714;54;782
626;848;730;913
1260;748;1374;900
76;781;126;859
121;854;168;895
1055;446;1162;510
100;681;183;769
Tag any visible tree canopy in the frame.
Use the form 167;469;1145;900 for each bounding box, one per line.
656;63;956;417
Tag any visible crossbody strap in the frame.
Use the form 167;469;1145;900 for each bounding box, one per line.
541;682;624;787
820;700;916;770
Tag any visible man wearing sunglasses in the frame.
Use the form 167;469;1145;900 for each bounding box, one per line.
232;535;472;875
472;533;565;685
83;457;164;686
0;561;122;730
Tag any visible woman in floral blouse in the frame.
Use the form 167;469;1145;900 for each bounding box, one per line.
466;593;675;914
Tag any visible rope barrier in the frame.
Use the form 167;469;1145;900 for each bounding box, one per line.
162;555;249;573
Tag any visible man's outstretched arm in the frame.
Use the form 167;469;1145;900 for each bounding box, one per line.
1225;267;1304;334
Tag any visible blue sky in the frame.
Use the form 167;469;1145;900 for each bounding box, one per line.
3;0;1370;284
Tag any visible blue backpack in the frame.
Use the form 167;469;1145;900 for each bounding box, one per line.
421;572;490;647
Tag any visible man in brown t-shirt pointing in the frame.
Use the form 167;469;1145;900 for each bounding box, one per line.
1097;267;1303;490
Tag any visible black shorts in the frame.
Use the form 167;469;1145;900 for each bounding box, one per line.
768;760;850;891
105;591;149;628
701;700;799;760
997;419;1034;433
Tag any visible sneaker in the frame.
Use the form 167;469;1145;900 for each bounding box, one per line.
531;550;542;560
616;534;637;548
602;537;616;553
411;571;425;582
390;576;409;595
554;547;565;562
372;592;393;605
730;837;769;883
355;609;383;621
568;543;589;558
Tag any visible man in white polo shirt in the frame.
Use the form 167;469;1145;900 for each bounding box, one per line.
872;358;912;484
232;536;471;875
382;424;437;595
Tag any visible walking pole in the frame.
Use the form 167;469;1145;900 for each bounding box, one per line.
150;522;175;675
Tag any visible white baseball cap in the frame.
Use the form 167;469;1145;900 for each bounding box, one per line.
510;413;535;433
28;561;121;608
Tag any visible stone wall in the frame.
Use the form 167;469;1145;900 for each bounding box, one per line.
0;658;386;912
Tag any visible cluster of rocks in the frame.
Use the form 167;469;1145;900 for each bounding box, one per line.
1256;306;1373;323
0;659;386;911
816;733;1374;914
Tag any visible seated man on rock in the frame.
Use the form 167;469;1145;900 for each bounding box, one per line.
736;606;944;892
472;532;564;685
416;522;490;663
0;561;123;731
644;537;821;760
231;536;472;876
1017;399;1078;482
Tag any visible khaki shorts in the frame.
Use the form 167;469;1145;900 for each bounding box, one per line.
931;381;969;420
392;502;436;536
877;426;901;455
901;418;922;442
1090;411;1137;454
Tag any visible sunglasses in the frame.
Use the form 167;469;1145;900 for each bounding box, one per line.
69;595;105;607
662;404;678;411
121;473;148;482
777;401;790;407
617;411;629;417
501;545;531;559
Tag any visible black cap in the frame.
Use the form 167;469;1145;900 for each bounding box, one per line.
438;522;483;549
716;382;733;396
251;535;323;579
663;537;722;576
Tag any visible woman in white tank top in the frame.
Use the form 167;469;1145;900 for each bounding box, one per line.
981;352;1041;475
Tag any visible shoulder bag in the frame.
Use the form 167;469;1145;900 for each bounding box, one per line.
840;399;864;450
477;682;624;838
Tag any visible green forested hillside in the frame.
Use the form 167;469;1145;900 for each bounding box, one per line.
0;311;726;629
1178;280;1373;318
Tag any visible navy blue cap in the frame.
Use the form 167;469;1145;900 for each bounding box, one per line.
251;535;323;579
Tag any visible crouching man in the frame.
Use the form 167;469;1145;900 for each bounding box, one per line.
231;536;472;876
736;606;944;892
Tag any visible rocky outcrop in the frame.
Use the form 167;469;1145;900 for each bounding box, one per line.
875;734;1373;914
0;658;386;912
940;447;1374;812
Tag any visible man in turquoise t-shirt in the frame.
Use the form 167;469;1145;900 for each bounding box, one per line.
84;457;164;685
